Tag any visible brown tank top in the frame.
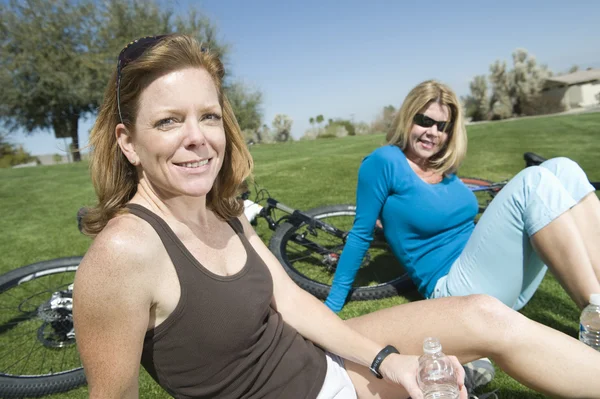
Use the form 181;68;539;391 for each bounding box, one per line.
126;204;327;399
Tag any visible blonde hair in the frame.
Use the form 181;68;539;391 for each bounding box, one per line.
82;34;253;236
386;80;466;175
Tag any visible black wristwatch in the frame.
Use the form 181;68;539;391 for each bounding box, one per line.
369;345;400;379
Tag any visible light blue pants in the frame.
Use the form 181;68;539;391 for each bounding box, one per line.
430;158;596;310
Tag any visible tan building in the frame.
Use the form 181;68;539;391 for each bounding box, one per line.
542;69;600;109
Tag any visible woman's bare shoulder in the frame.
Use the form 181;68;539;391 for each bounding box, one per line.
77;212;163;286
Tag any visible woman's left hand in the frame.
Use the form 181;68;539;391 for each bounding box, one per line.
379;354;468;399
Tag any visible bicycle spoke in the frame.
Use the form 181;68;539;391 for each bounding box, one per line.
10;334;42;376
0;327;78;376
0;326;43;360
39;343;48;376
59;342;69;375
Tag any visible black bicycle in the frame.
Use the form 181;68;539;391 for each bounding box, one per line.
245;187;413;302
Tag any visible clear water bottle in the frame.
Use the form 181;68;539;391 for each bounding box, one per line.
417;337;459;399
579;293;600;351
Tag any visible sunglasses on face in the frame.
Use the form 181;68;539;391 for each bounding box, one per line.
116;35;169;124
413;113;453;133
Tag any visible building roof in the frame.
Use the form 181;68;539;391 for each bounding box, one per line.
546;69;600;85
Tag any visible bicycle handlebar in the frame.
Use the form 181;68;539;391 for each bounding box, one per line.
266;198;295;214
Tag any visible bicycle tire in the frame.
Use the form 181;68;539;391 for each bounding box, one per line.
268;204;414;301
0;257;86;398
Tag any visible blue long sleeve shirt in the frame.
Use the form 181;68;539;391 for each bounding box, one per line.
324;145;478;312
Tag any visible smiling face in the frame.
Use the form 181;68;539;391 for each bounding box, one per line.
404;101;450;167
118;67;226;199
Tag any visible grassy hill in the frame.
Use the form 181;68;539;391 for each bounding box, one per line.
1;111;599;398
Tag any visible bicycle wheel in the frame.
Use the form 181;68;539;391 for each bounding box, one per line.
268;204;414;301
0;257;86;398
460;177;498;214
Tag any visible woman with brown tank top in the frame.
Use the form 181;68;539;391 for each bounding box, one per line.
73;34;600;399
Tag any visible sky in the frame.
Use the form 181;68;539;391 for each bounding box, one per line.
10;0;600;155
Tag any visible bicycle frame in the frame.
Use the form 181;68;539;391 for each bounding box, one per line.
244;197;348;240
468;183;506;192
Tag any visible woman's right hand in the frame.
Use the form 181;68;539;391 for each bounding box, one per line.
379;354;467;399
379;354;422;398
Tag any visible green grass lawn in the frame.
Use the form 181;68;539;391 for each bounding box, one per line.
1;112;599;398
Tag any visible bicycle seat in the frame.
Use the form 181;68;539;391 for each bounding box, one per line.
523;152;547;167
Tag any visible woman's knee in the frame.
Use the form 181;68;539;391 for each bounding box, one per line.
465;294;510;318
539;157;593;201
462;294;519;342
541;157;586;180
513;165;560;194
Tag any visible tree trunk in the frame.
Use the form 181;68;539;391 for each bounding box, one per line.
70;113;81;162
52;112;81;162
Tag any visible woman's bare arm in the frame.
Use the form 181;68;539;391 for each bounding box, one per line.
238;216;440;398
73;218;157;399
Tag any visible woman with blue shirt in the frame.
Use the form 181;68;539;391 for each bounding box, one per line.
325;80;600;314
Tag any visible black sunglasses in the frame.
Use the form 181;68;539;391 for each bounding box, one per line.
116;35;169;124
413;113;453;133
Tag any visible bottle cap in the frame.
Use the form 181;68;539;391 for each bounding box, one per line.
422;337;442;354
590;294;600;306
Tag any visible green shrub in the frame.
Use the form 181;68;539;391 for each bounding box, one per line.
521;94;565;116
0;137;36;168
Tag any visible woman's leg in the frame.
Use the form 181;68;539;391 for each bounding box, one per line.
540;158;600;283
432;164;600;310
530;210;598;309
569;193;600;281
344;295;600;399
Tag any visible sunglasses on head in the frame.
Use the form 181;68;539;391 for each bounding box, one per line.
413;113;453;133
116;35;169;124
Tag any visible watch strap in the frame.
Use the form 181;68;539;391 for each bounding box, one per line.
369;345;400;379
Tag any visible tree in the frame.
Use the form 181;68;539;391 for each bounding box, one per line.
483;49;553;120
257;124;272;143
309;117;315;127
326;119;356;136
318;124;348;139
568;65;579;74
271;114;293;142
371;105;396;133
463;75;489;121
511;48;551;115
354;122;370;135
316;114;324;127
0;0;227;161
225;81;263;134
488;60;513;119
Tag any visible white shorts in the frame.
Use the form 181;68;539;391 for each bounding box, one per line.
316;352;357;399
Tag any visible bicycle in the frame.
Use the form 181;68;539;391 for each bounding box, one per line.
0;151;597;398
